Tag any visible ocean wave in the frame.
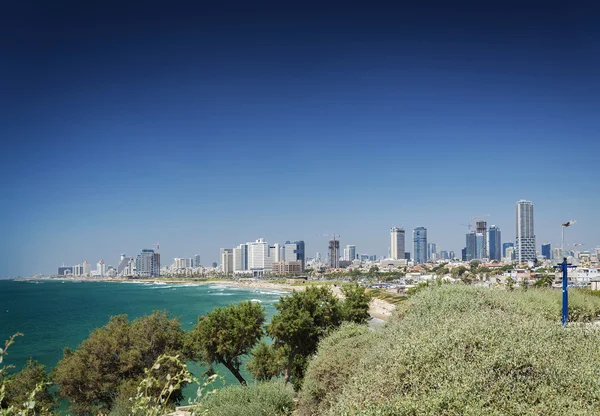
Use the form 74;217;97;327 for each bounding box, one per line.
250;299;262;303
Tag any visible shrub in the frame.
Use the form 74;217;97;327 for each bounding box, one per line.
201;381;294;416
298;323;378;416
298;285;600;415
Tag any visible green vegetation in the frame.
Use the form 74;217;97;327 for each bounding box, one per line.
299;285;600;415
53;311;187;415
188;301;265;385
0;360;54;414
201;381;294;416
267;287;342;386
340;283;372;324
298;323;378;416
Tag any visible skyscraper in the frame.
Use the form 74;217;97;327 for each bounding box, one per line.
466;231;477;261
476;221;488;258
220;248;233;274
516;200;536;263
285;241;305;271
346;245;356;262
233;244;248;272
502;242;514;258
476;233;484;259
328;239;340;268
194;254;201;268
427;243;437;261
248;238;270;272
413;227;427;264
390;227;405;260
541;243;552;260
488;225;502;261
136;249;160;277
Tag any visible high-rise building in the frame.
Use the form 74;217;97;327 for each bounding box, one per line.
271;243;283;263
516;200;536;263
248;238;272;272
476;233;484;259
390;227;405;260
466;231;477;261
117;255;132;275
502;242;514;257
82;260;90;275
461;248;467;261
96;260;106;276
476;221;488;258
505;246;515;261
541;243;552;260
173;258;186;269
233;244;248;272
328;239;340;268
58;266;73;275
488;225;502;261
427;243;437;261
440;250;449;260
136;249;160;277
284;241;305;269
345;245;356;262
194;254;201;268
413;227;427;264
220;248;233;274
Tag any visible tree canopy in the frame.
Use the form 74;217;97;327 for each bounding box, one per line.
340;283;372;324
53;311;186;415
189;301;265;385
267;286;342;385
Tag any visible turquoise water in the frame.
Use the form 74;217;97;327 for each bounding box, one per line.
0;279;284;403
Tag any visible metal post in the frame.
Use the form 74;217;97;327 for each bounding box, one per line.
561;257;568;326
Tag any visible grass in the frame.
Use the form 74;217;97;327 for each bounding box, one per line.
299;285;600;415
367;288;407;305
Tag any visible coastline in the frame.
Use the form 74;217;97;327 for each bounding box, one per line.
17;276;396;320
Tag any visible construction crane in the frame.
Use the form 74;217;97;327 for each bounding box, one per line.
460;223;473;231
152;242;160;252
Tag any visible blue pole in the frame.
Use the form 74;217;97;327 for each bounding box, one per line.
561;257;568;326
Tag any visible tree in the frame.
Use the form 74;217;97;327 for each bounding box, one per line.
1;360;54;415
267;287;342;385
246;341;286;382
189;301;264;385
340;283;372;324
451;266;468;278
53;311;186;415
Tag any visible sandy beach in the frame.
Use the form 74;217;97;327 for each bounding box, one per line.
24;276;396;320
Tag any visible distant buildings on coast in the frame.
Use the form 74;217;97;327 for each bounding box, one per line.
54;199;598;278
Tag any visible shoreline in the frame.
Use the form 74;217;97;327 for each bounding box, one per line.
16;276;396;320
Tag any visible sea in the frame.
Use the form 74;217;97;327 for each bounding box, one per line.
0;279;285;405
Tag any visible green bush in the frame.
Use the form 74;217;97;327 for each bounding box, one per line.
201;381;294;416
298;323;378;416
298;285;600;415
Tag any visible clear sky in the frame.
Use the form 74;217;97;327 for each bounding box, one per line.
2;1;599;276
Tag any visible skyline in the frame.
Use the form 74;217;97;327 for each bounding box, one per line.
2;1;600;277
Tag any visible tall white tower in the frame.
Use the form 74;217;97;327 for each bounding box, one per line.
516;200;536;263
390;227;405;260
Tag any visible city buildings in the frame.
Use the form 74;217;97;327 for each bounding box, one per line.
476;221;488;259
516;200;536;263
542;243;552;260
233;244;248;273
96;260;106;276
272;261;303;274
390;227;406;260
476;233;484;259
488;225;501;261
344;245;356;262
427;243;437;261
502;242;514;258
413;227;427;264
285;241;305;270
117;254;133;275
194;254;201;268
58;266;73;275
136;249;160;277
220;248;233;274
328;239;340;268
466;231;477;261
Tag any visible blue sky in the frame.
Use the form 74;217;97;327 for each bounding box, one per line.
1;1;599;276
